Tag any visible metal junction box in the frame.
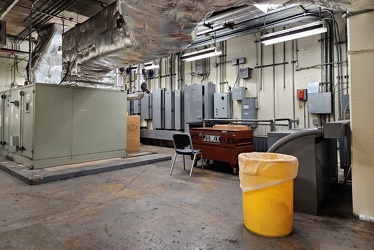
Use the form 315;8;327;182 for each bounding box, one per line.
184;83;215;132
308;92;332;114
231;86;246;101
164;90;175;130
140;93;152;120
0;84;127;169
214;93;231;118
152;88;165;129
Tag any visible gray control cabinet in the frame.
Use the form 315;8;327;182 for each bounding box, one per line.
152;88;165;129
184;83;215;132
214;93;231;118
231;86;246;101
164;90;175;130
174;90;184;131
140;93;152;120
241;97;257;119
127;100;134;115
133;99;141;114
0;84;127;169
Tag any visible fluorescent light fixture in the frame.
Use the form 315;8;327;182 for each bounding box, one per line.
254;4;282;13
144;62;159;70
181;47;222;62
261;21;327;46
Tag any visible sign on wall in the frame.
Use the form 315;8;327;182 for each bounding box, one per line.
0;21;6;48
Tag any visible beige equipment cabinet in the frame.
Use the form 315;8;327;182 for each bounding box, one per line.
0;84;127;169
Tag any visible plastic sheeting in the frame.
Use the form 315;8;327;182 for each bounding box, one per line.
62;0;374;85
31;24;62;84
238;152;298;192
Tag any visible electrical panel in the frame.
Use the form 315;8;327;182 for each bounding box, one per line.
174;90;184;130
297;89;307;101
195;59;207;75
231;86;246;101
232;57;246;65
241;97;257;120
152;88;165;129
240;67;252;79
140;93;152;120
214;93;231;118
164;90;175;130
308;92;332;114
184;83;215;132
133;99;141;114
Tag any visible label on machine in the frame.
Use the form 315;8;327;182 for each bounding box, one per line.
203;134;221;143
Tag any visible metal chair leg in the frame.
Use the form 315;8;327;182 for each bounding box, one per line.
201;152;204;172
170;153;177;175
189;153;197;178
183;155;185;170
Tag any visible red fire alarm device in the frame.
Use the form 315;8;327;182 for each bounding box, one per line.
297;89;307;101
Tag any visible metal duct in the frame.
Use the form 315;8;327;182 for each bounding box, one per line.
62;0;374;85
31;23;62;84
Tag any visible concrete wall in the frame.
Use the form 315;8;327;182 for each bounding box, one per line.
132;14;347;131
347;11;374;219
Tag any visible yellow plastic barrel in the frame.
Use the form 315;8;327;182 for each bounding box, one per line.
238;152;299;237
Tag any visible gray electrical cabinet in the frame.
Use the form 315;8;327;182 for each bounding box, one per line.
184;83;215;132
127;100;134;115
241;97;257;119
133;99;141;114
195;59;207;75
164;90;175;130
152;88;165;129
231;86;246;101
0;84;127;169
174;90;184;131
140;93;152;120
214;93;231;118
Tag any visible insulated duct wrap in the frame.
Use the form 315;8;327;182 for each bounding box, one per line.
62;0;374;85
31;24;62;84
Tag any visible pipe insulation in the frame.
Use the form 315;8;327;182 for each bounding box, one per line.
62;0;374;85
267;128;323;153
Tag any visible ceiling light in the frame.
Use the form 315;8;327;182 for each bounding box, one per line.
144;62;159;70
260;21;327;46
181;47;222;62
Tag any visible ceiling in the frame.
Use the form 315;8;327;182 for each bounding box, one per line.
0;0;114;41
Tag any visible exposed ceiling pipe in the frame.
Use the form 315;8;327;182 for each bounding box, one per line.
9;2;80;24
0;0;20;20
17;0;78;42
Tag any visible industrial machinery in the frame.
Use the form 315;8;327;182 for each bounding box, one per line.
0;84;127;169
190;126;254;173
267;129;338;214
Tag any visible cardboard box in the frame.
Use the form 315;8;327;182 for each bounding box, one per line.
127;115;140;153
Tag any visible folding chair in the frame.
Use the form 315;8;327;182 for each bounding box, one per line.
170;133;204;178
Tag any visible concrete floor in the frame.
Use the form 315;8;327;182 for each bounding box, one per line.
0;145;373;250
